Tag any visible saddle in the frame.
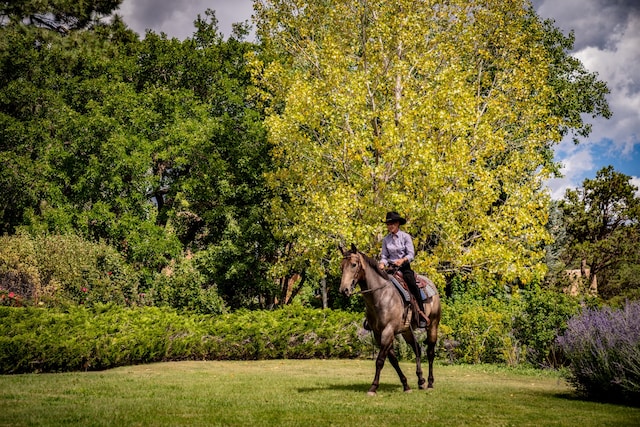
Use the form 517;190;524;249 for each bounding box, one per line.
390;271;436;302
389;271;437;328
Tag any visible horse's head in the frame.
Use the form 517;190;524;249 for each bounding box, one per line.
339;243;364;297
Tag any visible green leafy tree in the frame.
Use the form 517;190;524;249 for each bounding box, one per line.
543;200;570;288
559;166;640;298
130;10;278;308
253;0;610;290
1;0;122;32
135;15;280;308
1;7;278;308
0;18;192;272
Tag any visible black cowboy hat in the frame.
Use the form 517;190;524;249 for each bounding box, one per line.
382;211;406;225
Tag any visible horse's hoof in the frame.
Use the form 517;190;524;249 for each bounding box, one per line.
404;388;412;393
367;391;377;397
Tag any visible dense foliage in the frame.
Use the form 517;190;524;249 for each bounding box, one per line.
557;301;640;404
0;5;279;308
0;287;585;374
0;233;139;307
440;284;581;366
0;233;227;314
558;167;640;301
1;0;623;309
0;305;365;373
253;0;609;289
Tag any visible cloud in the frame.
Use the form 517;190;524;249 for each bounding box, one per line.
573;13;640;155
632;177;640;197
546;140;596;199
534;0;640;197
533;0;640;50
116;0;255;40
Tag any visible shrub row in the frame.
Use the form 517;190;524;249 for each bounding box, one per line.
0;305;367;374
1;289;582;374
557;300;640;404
440;286;582;367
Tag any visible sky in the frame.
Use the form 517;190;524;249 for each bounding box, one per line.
116;0;640;199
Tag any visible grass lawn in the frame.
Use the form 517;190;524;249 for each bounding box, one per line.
0;360;638;426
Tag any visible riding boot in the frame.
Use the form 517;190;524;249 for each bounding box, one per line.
418;300;428;328
410;291;427;328
401;263;426;328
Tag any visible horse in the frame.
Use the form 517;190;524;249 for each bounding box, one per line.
339;244;441;396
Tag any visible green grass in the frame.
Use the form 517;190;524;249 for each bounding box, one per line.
0;360;638;426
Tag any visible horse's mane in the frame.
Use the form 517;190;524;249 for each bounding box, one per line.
355;250;389;280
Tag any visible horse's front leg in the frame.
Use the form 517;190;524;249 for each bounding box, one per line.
387;347;411;393
369;341;389;396
369;328;401;396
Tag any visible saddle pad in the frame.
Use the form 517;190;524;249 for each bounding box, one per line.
417;275;438;298
389;276;411;302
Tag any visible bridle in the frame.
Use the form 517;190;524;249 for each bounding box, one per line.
342;252;363;295
342;252;383;295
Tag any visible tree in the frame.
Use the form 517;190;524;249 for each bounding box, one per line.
131;10;279;308
0;0;122;32
559;166;640;297
253;0;610;290
0;16;199;270
1;8;279;308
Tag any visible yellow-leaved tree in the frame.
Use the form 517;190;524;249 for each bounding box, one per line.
252;0;609;291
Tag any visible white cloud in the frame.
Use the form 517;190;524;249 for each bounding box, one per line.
631;177;640;198
546;141;596;199
116;0;255;40
573;14;640;156
534;0;640;197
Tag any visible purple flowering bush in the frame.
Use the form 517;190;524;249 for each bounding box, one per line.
556;301;640;404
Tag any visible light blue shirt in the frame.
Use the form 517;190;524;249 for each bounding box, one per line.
380;230;415;266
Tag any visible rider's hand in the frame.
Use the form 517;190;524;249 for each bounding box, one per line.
378;263;386;270
393;258;405;267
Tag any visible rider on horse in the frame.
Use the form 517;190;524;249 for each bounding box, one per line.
378;211;427;328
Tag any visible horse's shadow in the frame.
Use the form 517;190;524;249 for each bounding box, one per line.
297;383;405;393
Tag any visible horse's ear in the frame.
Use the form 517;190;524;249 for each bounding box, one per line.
350;243;358;253
338;243;346;255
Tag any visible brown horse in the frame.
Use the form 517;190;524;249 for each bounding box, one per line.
339;244;441;395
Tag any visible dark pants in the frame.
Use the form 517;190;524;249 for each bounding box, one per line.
400;262;422;305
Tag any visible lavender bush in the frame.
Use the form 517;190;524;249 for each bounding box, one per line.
556;301;640;404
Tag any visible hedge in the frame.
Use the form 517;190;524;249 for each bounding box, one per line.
0;305;367;374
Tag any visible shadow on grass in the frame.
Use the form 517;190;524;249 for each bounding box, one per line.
552;391;640;408
297;383;418;394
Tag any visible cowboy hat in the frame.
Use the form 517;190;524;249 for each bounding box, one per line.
382;211;406;225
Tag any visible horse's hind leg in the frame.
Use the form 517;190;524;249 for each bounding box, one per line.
403;330;426;389
426;327;437;388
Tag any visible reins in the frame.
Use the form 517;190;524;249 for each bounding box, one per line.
354;287;383;295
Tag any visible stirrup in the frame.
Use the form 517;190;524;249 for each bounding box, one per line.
363;319;372;331
417;310;429;328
